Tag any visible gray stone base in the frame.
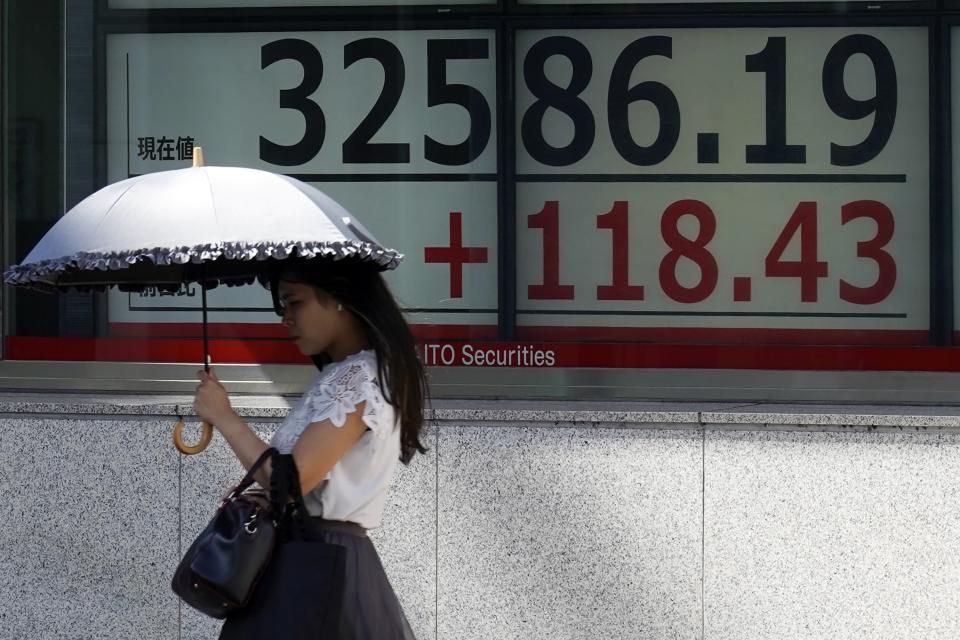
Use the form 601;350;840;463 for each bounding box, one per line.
3;398;960;639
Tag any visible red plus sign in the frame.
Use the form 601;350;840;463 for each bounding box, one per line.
424;212;488;298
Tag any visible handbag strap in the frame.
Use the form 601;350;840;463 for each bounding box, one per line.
223;447;279;503
220;447;308;539
269;453;309;541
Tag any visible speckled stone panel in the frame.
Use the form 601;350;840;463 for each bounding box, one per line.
177;422;437;640
437;425;703;640
368;423;438;640
705;429;960;640
0;417;179;640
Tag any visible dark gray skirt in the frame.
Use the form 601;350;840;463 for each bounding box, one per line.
219;518;416;640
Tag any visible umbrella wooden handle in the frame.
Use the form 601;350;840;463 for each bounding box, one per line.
173;418;213;455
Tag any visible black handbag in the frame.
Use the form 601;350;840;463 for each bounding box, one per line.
172;447;281;619
218;453;347;639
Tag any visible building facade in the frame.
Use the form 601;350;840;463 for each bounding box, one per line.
3;0;960;638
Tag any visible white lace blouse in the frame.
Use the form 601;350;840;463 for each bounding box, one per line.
269;349;399;529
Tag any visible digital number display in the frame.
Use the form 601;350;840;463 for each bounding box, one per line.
515;27;929;340
105;26;930;351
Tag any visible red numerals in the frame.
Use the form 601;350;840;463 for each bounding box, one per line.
528;201;575;300
839;200;896;304
659;200;718;303
764;202;828;302
596;201;645;300
524;199;897;306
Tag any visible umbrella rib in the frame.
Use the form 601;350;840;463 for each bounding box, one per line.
277;174;354;238
202;168;220;229
91;180;141;238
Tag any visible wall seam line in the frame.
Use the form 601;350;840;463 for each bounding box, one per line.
177;453;182;640
701;412;706;640
435;424;440;640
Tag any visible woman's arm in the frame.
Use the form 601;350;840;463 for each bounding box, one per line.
194;368;366;492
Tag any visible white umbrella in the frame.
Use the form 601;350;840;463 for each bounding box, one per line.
5;152;400;290
4;149;403;454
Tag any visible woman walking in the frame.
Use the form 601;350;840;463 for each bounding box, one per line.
192;256;427;639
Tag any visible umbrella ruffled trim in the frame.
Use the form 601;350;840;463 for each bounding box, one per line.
3;240;404;289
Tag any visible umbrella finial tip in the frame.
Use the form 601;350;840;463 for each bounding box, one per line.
192;147;204;168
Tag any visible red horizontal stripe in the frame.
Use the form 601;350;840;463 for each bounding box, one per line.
6;337;311;365
7;336;960;371
411;324;498;340
107;323;288;339
106;322;498;341
518;326;928;345
106;323;919;345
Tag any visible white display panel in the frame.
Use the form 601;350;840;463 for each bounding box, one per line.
106;31;498;333
110;0;493;7
515;27;929;338
519;0;920;4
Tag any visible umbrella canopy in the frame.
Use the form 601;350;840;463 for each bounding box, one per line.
4;154;403;454
4;163;402;292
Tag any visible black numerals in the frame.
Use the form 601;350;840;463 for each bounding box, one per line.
608;36;680;166
259;39;325;167
521;35;679;167
258;32;901;169
425;39;493;166
745;37;806;164
343;38;409;164
260;36;491;167
823;35;897;167
522;36;596;167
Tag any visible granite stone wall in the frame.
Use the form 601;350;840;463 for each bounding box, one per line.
2;400;960;639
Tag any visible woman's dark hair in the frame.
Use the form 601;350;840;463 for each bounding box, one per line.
267;257;428;464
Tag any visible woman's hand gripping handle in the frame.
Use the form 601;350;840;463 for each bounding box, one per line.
174;366;233;455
